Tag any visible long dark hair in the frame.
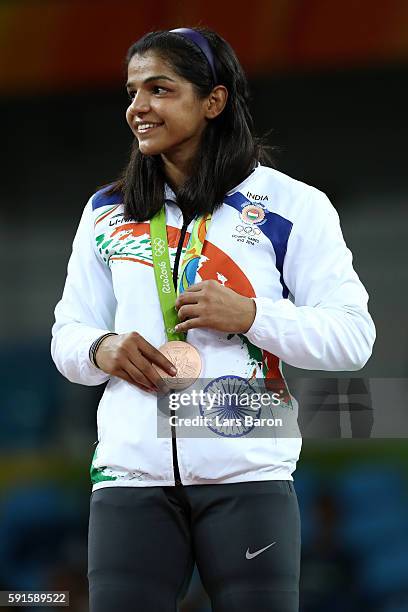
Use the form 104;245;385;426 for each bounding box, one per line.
104;27;275;222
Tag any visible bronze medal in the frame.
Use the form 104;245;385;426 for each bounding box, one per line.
155;340;201;390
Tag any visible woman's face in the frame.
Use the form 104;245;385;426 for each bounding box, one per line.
126;52;209;161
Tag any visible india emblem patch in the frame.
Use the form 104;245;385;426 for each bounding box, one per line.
241;203;265;225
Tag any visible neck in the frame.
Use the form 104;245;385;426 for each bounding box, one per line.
161;155;194;221
161;154;192;191
161;142;205;221
161;130;205;190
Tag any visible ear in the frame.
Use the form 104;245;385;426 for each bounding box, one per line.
205;85;228;119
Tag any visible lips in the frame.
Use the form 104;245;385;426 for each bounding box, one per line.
136;122;164;134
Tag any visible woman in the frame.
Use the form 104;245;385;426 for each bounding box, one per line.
51;27;375;612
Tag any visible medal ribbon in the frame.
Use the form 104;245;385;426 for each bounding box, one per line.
150;206;211;342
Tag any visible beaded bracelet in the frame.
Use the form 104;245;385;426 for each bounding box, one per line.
89;332;118;369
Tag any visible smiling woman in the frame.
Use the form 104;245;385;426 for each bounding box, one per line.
51;26;375;612
124;51;227;184
103;28;273;222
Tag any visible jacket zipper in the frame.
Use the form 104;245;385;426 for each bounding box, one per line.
170;219;189;486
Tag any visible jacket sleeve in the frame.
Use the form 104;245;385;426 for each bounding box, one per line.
51;196;117;385
244;188;376;371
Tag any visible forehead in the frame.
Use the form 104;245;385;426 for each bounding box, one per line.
127;52;178;83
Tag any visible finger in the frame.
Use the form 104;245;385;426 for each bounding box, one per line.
137;338;178;375
177;304;201;323
138;360;172;393
180;282;205;292
179;279;221;298
116;368;156;393
126;333;176;376
184;279;221;290
174;317;204;333
175;291;200;310
126;360;160;391
126;351;171;392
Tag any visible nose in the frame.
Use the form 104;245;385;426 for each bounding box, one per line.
128;90;150;114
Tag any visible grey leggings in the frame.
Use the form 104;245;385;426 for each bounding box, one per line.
88;480;301;611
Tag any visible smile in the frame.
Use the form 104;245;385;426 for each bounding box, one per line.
137;123;164;134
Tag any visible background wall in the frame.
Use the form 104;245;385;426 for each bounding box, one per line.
1;1;407;611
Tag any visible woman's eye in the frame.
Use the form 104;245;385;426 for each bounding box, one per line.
152;86;167;94
127;87;166;101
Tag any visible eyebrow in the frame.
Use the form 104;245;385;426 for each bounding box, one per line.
126;75;177;88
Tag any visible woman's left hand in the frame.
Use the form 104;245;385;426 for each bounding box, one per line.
174;280;256;334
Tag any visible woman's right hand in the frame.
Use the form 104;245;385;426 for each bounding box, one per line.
95;332;177;393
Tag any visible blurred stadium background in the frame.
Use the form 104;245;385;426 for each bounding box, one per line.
1;0;407;610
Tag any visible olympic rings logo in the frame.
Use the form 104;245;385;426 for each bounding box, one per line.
152;237;165;257
235;225;261;236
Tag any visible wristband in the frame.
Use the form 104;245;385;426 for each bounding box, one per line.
89;332;118;369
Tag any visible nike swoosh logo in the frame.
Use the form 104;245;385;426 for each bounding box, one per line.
246;541;276;559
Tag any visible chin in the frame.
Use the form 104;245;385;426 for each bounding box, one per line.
137;141;165;156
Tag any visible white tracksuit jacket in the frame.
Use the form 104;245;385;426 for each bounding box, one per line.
51;165;375;491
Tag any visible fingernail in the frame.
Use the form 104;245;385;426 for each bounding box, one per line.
170;366;177;375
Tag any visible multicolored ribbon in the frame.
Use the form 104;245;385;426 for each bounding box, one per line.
150;207;212;341
177;213;211;295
